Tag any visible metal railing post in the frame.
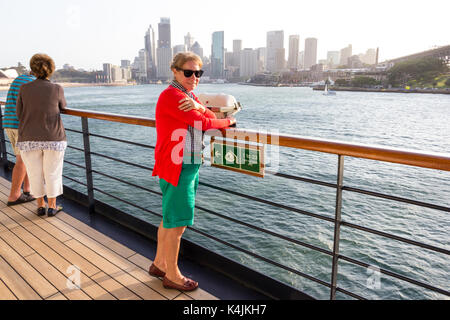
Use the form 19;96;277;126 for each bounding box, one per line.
81;117;95;214
0;126;7;169
330;155;344;299
0;107;8;169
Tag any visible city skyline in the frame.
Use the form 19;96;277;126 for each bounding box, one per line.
1;0;449;70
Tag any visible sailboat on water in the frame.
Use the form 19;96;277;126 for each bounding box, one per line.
323;78;336;96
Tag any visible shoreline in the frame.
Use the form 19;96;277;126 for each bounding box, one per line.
0;82;136;92
238;83;450;94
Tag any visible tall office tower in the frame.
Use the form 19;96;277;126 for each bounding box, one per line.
191;41;203;59
233;40;242;53
231;39;243;67
304;38;318;69
158;17;171;48
266;30;284;72
361;48;377;65
211;31;225;78
131;49;148;82
145;25;156;80
173;44;187;55
339;44;352;66
157;18;173;80
240;48;258;78
184;32;193;51
298;51;304;69
256;47;266;72
288;35;300;70
327;51;340;67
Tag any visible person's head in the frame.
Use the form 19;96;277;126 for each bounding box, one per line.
29;53;55;80
171;52;203;91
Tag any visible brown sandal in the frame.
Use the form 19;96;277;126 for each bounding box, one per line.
148;263;166;278
162;276;198;291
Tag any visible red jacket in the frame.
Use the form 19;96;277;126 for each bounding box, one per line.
152;85;232;186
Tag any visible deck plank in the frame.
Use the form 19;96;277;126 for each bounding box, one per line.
8;225;114;300
0;221;35;257
55;211;136;259
0;238;56;299
25;253;91;300
0;278;17;300
65;238;166;300
0;176;218;300
91;272;141;300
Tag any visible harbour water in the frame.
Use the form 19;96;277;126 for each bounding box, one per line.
1;84;449;299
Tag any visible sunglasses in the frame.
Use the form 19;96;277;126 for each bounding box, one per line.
176;68;204;78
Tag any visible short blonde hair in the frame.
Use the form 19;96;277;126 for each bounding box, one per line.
171;52;203;70
30;53;55;79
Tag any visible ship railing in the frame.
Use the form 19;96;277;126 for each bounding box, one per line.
0;104;449;300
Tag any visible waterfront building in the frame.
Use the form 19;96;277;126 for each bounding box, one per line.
340;44;352;66
157;18;172;80
184;32;193;51
191;41;203;60
266;30;284;73
288;35;300;70
145;25;157;80
256;47;266;72
232;39;242;68
359;48;377;65
225;51;234;68
173;44;187;55
298;51;304;69
304;37;318;70
240;48;258;78
211;31;225;79
327;51;340;67
131;49;147;83
103;63;130;83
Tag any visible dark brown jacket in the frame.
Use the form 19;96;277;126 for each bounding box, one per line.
16;79;67;142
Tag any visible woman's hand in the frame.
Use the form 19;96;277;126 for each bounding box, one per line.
228;117;237;126
178;96;206;113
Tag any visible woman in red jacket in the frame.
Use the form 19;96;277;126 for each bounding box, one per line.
149;52;236;291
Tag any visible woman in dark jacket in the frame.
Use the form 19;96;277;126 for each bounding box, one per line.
16;53;67;217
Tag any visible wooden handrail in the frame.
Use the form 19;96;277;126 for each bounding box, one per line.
0;103;444;172
59;107;450;172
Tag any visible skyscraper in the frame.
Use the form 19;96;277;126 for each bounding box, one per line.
184;32;193;51
266;31;284;73
211;31;225;79
240;48;258;78
340;44;352;66
304;38;317;70
157;18;172;80
288;35;300;70
145;25;156;80
191;41;203;59
327;51;340;67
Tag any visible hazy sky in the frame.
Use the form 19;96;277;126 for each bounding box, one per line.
1;0;449;70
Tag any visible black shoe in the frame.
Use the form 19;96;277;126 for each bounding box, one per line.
47;206;63;217
37;207;46;216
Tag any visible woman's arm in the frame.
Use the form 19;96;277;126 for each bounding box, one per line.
16;89;23;120
58;85;67;110
160;91;233;130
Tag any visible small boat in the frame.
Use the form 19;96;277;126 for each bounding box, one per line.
323;82;336;96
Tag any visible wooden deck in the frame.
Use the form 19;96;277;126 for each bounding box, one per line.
0;177;217;300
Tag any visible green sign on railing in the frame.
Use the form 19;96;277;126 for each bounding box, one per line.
210;137;265;177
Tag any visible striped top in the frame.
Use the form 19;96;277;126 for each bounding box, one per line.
2;75;35;129
170;80;205;164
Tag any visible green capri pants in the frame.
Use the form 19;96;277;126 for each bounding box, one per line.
159;163;201;228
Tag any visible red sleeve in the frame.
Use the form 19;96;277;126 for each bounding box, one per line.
160;89;231;130
193;94;216;119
